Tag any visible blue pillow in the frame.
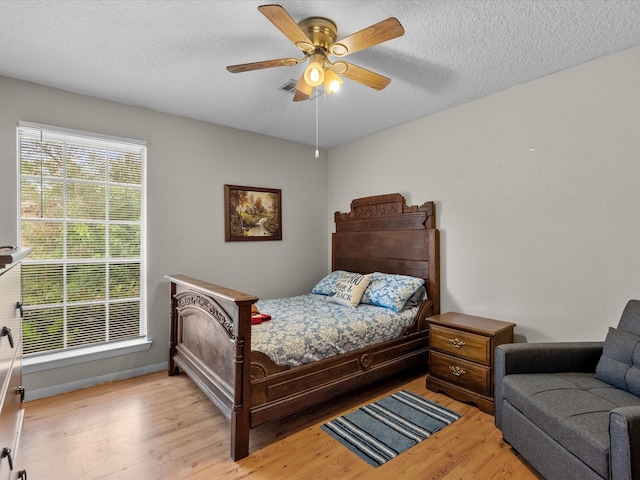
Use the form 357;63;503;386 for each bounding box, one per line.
311;270;350;295
360;272;425;312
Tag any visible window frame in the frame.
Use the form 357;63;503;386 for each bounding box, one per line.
17;122;149;369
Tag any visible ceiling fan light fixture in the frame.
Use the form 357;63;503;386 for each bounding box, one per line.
304;54;325;87
324;69;343;94
295;76;313;96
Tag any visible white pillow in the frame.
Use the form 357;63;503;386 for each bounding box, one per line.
326;272;372;308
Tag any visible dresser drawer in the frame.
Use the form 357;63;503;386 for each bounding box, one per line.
430;324;490;365
428;350;491;396
0;265;21;392
0;345;23;479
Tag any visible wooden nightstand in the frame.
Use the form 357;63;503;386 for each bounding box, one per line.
426;312;516;414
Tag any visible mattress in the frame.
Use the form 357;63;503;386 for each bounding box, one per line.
252;293;419;367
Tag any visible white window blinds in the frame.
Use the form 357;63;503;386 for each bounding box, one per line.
17;123;147;355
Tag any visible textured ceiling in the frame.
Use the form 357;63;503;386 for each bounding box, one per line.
1;1;640;148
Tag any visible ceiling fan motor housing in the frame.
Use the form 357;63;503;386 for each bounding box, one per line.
298;17;337;53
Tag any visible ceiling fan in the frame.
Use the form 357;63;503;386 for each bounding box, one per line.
226;4;405;101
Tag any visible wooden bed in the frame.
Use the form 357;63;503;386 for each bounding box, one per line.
166;193;440;460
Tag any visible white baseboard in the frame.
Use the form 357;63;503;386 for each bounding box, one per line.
24;361;168;401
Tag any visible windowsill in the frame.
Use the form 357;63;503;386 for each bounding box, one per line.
23;337;153;374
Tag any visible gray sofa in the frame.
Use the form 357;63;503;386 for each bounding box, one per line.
495;300;640;480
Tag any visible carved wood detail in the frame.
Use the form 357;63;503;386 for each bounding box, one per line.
249;351;290;380
334;193;436;229
175;291;236;340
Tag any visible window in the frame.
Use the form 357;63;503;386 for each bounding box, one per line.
17;123;146;358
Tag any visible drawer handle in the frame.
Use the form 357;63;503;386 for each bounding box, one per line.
1;326;14;349
449;337;466;348
18;470;27;480
449;365;466;377
1;446;13;470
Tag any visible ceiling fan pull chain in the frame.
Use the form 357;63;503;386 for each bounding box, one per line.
315;93;319;158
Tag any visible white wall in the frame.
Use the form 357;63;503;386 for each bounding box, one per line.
0;76;329;397
328;46;640;343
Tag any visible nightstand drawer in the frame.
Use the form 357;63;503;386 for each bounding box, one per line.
430;324;490;365
429;350;491;396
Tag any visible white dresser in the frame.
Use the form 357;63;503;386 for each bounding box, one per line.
0;247;31;480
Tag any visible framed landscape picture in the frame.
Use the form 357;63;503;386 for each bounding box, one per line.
224;184;282;241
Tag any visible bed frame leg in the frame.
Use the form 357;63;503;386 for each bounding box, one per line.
168;282;179;376
230;301;254;461
230;408;250;460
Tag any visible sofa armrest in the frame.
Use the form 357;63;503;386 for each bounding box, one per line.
610;407;640;480
494;342;603;429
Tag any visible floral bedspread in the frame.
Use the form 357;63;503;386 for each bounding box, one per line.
252;293;419;367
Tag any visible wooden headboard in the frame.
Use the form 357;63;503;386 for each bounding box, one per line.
332;193;440;314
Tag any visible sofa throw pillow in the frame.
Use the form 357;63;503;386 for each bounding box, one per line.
630;346;640;396
360;272;425;312
326;272;372;308
595;327;640;395
312;270;350;296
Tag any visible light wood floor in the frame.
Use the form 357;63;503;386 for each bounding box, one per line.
23;370;543;479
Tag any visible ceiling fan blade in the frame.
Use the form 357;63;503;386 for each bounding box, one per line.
226;58;295;73
329;17;405;57
293;89;310;102
258;4;315;53
337;62;391;91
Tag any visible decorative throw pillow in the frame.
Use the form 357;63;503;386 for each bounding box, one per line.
311;270;350;295
630;347;640;396
360;272;425;312
595;327;640;395
326;272;372;308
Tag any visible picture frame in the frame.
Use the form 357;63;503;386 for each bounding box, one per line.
224;184;282;241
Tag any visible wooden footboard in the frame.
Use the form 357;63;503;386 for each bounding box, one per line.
167;274;258;460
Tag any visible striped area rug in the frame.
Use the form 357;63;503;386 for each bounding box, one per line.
321;390;461;467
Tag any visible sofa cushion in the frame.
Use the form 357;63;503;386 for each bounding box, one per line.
595;327;640;396
617;299;640;336
502;372;640;478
